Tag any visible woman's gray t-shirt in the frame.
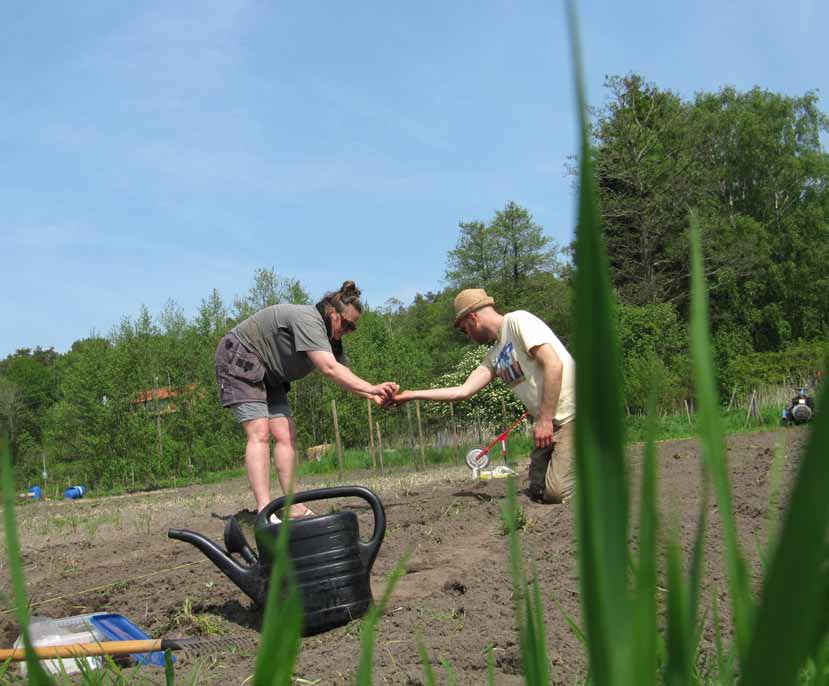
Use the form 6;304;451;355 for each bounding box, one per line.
231;304;345;385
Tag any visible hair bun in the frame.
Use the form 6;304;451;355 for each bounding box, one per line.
340;280;360;298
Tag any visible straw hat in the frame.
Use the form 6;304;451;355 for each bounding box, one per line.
453;288;495;326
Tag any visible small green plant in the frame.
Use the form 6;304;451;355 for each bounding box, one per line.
131;507;153;536
161;596;227;637
81;517;101;545
500;501;529;536
50;512;82;535
500;479;551;684
354;552;410;685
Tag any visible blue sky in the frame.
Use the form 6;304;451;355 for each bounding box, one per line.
1;0;826;358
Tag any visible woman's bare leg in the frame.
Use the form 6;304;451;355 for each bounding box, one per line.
242;417;272;512
269;416;312;516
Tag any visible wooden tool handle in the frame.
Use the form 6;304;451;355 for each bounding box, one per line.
0;639;164;661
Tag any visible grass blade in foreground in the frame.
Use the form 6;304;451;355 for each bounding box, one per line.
687;213;752;661
253;495;302;686
0;431;54;686
632;394;658;684
565;1;632;683
416;631;437;686
356;552;410;685
741;378;829;685
500;479;550;685
164;649;175;685
664;527;692;686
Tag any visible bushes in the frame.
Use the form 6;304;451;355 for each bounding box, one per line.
427;346;524;425
624;352;685;414
723;341;828;393
617;302;690;413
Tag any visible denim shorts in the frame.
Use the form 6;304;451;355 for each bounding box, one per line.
229;397;293;423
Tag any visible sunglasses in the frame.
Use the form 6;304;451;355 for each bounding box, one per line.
339;312;358;333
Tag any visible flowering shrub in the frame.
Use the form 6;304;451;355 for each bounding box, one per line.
427;346;525;425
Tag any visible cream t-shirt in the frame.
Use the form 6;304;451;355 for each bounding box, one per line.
483;311;575;424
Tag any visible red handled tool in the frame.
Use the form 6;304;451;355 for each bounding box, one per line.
465;412;529;470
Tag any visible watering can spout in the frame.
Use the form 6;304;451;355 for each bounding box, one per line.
167;528;266;606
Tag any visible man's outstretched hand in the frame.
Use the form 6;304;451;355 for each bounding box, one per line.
382;389;414;408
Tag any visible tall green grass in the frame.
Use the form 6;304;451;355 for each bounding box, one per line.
565;1;829;685
500;480;552;684
3;3;829;684
1;430;53;685
251;492;303;686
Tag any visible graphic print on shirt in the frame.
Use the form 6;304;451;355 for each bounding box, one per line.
495;342;525;387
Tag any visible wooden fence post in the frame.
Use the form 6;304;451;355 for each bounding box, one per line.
415;400;427;470
367;399;377;471
331;399;343;480
406;403;416;448
376;422;385;477
744;389;763;427
449;402;459;464
727;384;738;412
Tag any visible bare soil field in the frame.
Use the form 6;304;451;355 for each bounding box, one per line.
1;426;811;684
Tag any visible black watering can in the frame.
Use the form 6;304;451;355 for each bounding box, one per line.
168;486;386;635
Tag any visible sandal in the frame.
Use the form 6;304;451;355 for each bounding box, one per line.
289;505;316;519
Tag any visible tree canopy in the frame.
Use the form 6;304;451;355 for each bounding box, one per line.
590;74;829;351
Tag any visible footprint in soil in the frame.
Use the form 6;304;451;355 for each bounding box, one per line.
495;643;522;675
443;579;467;596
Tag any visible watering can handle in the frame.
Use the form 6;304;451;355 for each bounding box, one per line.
256;486;387;572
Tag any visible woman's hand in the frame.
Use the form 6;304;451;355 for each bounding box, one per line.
371;382;399;402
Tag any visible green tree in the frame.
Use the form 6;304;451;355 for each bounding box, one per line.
44;337;126;485
232;267;310;320
445;220;500;287
617;302;689;412
395;290;467;378
0;377;22;448
0;347;60;462
590;74;703;306
591;75;829;359
691;86;829;348
195;288;230;338
445;202;561;307
492;201;561;300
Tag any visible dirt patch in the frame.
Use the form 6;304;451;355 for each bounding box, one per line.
0;427;811;684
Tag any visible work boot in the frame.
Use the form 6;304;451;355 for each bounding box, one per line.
527;448;551;502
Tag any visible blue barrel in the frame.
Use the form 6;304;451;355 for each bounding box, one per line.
28;486;43;500
63;485;87;499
